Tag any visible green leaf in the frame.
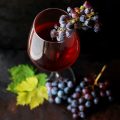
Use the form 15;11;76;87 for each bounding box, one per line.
36;73;47;87
7;64;35;93
9;64;35;82
15;77;38;92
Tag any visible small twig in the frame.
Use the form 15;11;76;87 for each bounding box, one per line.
94;65;107;85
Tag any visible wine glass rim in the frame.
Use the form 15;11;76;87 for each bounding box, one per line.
33;8;68;44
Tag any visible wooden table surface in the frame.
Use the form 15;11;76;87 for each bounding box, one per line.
1;54;120;120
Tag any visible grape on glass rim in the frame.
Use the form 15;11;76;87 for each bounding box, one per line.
50;0;101;41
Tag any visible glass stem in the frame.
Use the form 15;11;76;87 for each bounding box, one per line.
48;72;60;81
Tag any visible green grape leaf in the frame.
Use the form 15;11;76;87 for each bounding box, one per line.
7;64;35;93
15;77;38;92
36;73;47;87
9;64;35;82
29;86;48;109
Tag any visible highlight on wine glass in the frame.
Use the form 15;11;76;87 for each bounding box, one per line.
27;1;100;82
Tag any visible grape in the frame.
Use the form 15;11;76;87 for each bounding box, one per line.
59;15;68;22
48;97;54;103
84;94;92;100
93;98;99;104
67;105;72;111
67;7;72;13
79;112;86;118
94;23;100;32
67;97;72;103
46;82;51;87
83;1;92;8
71;108;77;113
51;87;58;95
52;81;58;87
72;92;80;99
55;97;62;104
65;29;73;38
108;96;113;102
58;82;65;89
80;81;86;88
57;90;64;98
71;12;79;19
50;29;57;38
75;87;81;92
82;88;90;94
67;81;74;88
72;113;78;119
84;8;90;14
78;105;85;111
66;22;74;30
57;31;65;41
85;101;92;108
78;97;85;104
106;90;111;96
64;87;70;94
91;91;97;97
71;100;78;107
79;15;86;22
92;15;99;21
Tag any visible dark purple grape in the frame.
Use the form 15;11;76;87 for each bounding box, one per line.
106;90;111;96
93;98;99;104
79;15;86;22
78;105;85;111
50;29;57;38
66;22;74;30
73;113;78;119
67;105;72;111
72;92;80;99
79;112;86;118
85;101;92;108
108;96;113;102
71;108;77;113
48;97;54;103
82;88;90;94
71;100;78;107
66;29;73;38
80;81;86;88
84;8;90;14
84;93;92;100
78;97;85;104
75;87;81;92
59;15;68;22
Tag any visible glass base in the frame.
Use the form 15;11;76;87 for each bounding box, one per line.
47;67;76;82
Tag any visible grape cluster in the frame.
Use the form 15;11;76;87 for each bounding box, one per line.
46;78;74;104
66;77;113;119
50;1;100;41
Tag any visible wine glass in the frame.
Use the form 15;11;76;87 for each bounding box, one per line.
27;8;80;82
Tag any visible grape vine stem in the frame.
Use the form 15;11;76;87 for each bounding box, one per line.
94;65;107;85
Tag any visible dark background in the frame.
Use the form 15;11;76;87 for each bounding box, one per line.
0;0;120;120
0;0;119;57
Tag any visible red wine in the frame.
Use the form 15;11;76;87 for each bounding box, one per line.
28;22;80;71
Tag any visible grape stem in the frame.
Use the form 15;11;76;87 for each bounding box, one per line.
94;65;107;85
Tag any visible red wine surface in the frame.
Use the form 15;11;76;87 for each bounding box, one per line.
28;22;80;71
